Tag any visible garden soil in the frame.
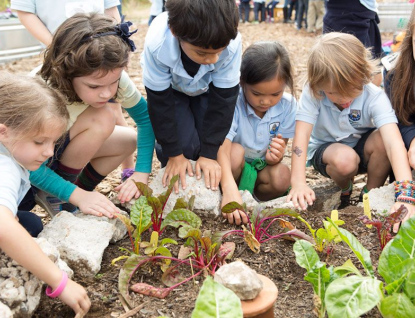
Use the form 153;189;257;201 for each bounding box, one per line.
1;21;389;318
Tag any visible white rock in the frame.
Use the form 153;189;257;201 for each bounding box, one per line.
0;302;12;318
149;161;221;217
39;212;114;276
214;261;263;300
75;211;127;243
365;183;395;215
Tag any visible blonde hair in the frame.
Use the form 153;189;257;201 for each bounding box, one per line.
307;32;377;98
0;72;68;141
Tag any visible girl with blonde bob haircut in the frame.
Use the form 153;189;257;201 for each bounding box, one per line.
0;72;90;315
288;32;415;228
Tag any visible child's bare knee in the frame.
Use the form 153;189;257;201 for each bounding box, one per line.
90;106;116;137
330;151;359;175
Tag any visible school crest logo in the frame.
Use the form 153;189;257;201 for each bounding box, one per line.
269;122;280;136
349;110;361;123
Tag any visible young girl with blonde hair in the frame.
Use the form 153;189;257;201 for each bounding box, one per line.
0;72;90;315
218;41;296;224
288;32;415;224
29;13;155;217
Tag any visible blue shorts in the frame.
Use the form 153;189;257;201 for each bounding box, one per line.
311;128;375;178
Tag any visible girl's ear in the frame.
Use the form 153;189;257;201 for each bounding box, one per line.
0;124;9;141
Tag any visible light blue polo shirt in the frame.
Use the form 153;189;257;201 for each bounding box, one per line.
226;89;297;163
11;0;120;35
297;83;398;163
141;12;242;96
0;143;31;216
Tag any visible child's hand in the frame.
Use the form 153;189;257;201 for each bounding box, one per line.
195;157;221;191
71;188;119;218
221;190;248;225
58;279;90;316
287;184;315;210
164;154;194;194
391;202;415;233
115;172;149;203
265;134;286;165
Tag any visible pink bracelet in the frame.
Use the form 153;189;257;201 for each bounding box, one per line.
46;272;68;298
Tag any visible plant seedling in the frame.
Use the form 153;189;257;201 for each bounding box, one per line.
220;201;314;253
360;205;407;250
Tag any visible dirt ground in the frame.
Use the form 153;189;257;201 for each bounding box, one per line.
1;16;393;318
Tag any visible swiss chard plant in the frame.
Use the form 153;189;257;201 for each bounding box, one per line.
119;208;235;304
295;205;415;318
314;210;344;255
134;175;183;233
360;207;407;250
220;202;314;253
191;276;243;318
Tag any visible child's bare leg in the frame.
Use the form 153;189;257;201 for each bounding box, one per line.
110;103;135;171
323;143;359;189
255;163;290;201
230;143;245;181
363;130;391;190
61;106;116;170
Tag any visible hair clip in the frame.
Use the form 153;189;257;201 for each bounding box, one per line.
81;16;138;52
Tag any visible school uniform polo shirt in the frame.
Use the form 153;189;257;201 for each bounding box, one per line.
296;83;398;163
0;143;31;216
226;90;297;163
141;12;242;96
11;0;120;35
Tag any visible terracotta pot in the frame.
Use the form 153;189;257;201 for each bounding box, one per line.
241;274;278;318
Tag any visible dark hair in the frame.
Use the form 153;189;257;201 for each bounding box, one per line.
166;0;238;49
40;13;130;103
389;7;415;126
241;41;295;95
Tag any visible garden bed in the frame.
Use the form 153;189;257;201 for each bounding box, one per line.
2;21;392;318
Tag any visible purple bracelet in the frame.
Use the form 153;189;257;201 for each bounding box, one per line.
46;272;68;298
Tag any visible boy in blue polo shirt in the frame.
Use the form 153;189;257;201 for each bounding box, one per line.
288;33;415;215
142;0;241;193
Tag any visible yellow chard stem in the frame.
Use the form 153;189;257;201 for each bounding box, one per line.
363;193;372;229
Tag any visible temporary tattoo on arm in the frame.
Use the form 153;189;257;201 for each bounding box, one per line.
293;146;303;157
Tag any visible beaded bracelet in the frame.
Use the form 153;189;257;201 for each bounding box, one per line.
394;180;415;199
46;272;68;298
396;195;415;206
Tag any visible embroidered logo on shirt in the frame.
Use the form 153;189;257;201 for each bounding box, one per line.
269;122;280;139
348;110;361;123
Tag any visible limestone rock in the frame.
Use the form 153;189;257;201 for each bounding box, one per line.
39;212;113;276
214;261;263;300
0;302;12;318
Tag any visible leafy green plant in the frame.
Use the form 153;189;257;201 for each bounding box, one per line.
220;202;314;253
295;205;415;318
314;210;344;254
140;231;178;272
191;276;243;318
134;175;182;233
119;208;235;304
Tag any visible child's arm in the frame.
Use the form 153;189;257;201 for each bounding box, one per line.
217;140;248;224
287;121;316;210
104;6;121;22
0;206;90;315
115;91;155;202
30;164;119;218
16;11;53;46
378;123;415;227
196;83;240;190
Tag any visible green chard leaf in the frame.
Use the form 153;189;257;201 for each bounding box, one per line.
294;240;320;272
325;276;382;318
191;277;243;318
379;293;415;318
